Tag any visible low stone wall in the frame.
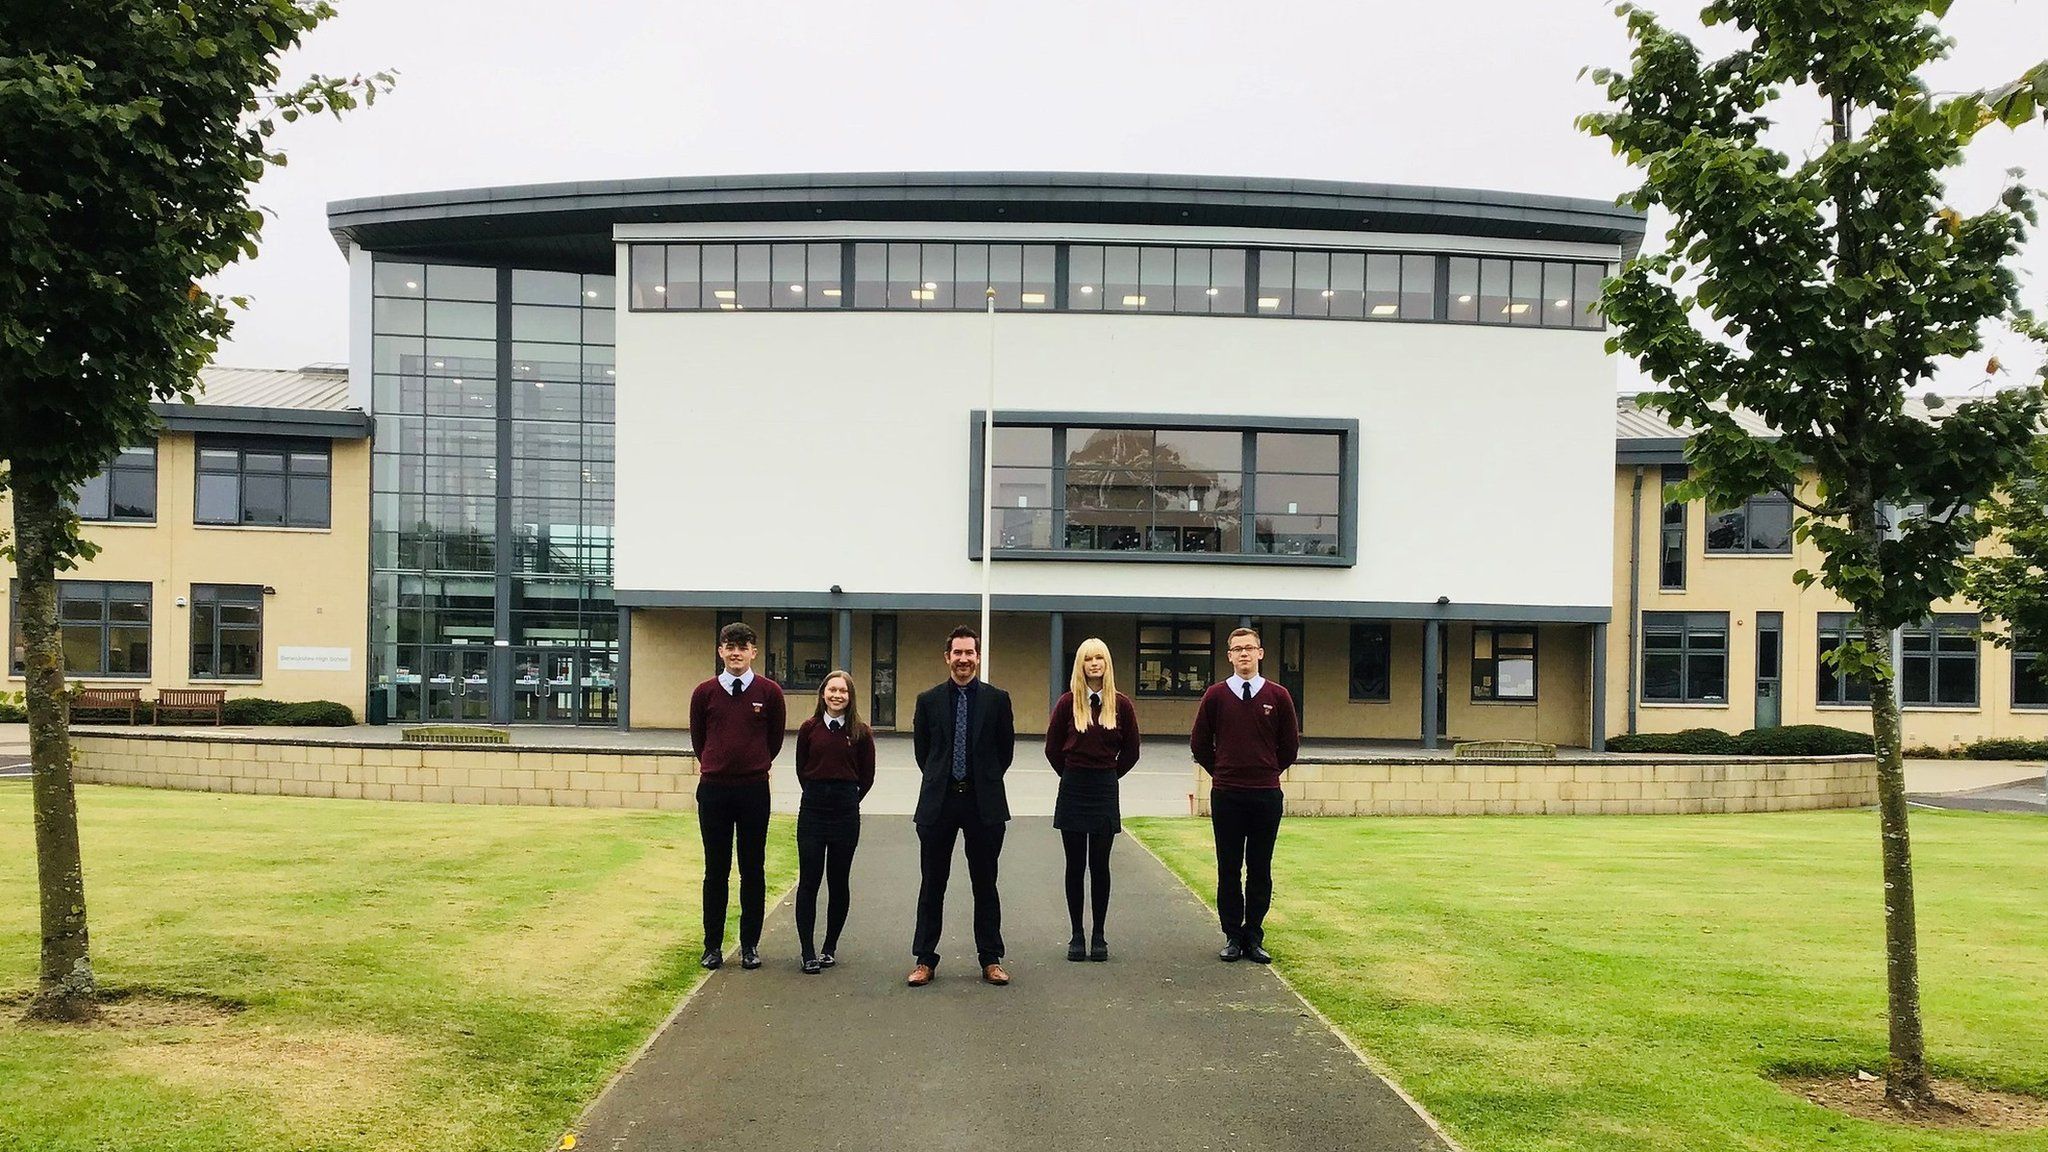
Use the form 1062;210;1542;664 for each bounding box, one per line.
1194;755;1878;816
72;733;700;810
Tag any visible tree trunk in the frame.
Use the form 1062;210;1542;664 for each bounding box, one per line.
13;477;97;1023
1860;607;1931;1107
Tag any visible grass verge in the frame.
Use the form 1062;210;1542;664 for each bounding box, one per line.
1130;808;2048;1152
0;785;797;1152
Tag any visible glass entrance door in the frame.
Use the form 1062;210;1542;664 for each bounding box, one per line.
1755;611;1783;729
512;647;617;725
424;646;493;721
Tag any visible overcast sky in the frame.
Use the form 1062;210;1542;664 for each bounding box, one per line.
215;0;2047;390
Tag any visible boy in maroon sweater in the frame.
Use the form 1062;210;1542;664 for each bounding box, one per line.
689;622;786;971
1189;627;1299;964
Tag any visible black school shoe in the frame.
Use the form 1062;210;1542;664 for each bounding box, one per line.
701;948;724;970
1244;942;1272;964
818;953;837;969
801;957;822;975
1067;934;1087;962
1089;938;1109;962
739;946;762;970
1218;939;1244;963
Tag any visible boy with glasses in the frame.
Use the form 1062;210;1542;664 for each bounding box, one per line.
1190;627;1299;963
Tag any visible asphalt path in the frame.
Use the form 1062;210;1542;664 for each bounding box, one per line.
574;816;1452;1152
1910;776;2047;814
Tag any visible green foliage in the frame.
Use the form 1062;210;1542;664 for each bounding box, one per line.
1606;724;1873;755
1580;2;2048;667
0;689;23;723
0;1;391;534
1962;433;2048;658
218;698;355;727
1958;736;2048;761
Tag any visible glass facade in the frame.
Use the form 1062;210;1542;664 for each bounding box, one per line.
370;259;617;723
630;242;1607;328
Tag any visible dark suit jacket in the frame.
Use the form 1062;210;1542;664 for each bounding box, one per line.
911;678;1015;826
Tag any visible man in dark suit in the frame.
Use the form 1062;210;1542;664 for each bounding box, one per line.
907;625;1015;987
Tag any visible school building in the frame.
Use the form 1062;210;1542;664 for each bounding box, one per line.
8;173;2043;753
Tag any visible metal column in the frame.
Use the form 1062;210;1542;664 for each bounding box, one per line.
1421;618;1442;751
617;607;632;731
1048;612;1065;707
1589;621;1607;753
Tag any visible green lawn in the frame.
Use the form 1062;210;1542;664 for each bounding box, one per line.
0;785;798;1152
1131;809;2048;1152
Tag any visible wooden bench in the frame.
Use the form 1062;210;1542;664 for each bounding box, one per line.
155;688;226;726
70;687;143;725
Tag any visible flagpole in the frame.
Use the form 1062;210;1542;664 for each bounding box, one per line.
980;285;996;682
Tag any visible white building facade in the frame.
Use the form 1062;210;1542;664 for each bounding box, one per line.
332;173;1642;744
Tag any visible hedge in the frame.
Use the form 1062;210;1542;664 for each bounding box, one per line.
1606;724;1872;756
1;695;354;727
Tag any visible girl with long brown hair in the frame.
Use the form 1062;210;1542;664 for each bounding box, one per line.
793;669;876;973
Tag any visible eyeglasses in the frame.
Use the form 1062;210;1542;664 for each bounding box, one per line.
1226;645;1260;654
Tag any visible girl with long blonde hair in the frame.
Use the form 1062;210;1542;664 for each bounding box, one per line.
1043;637;1142;960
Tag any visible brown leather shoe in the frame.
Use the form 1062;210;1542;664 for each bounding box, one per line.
906;963;934;987
981;963;1010;986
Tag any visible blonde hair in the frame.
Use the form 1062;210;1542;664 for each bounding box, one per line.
1068;638;1118;732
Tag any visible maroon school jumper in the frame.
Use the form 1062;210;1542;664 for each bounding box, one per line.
1044;691;1142;777
689;676;786;783
1189;679;1300;790
794;716;877;796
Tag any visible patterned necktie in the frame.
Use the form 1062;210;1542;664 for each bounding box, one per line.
952;685;970;781
1241;681;1252;701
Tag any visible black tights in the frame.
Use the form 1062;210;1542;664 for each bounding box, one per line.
795;837;856;960
1061;830;1115;939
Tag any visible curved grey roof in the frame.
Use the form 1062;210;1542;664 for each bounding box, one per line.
328;171;1645;272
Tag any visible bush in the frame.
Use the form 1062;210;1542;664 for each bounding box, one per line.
1900;744;1958;760
1605;727;1740;754
0;690;24;723
1609;724;1871;756
1961;737;2048;761
221;698;355;727
1732;724;1873;756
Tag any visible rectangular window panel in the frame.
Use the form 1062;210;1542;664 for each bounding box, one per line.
1360;253;1397;320
1543;262;1576;327
1175;247;1213;314
1641;612;1727;703
659;244;699;309
10;581;151;677
1256;250;1292;314
1448;257;1479;322
1349;622;1391;701
807;242;842;307
1209;248;1246;313
191;584;263;679
1328;251;1367;319
2016;639;2048;707
1402;254;1437;319
1509;260;1542;326
701;245;737;309
1068;246;1103;311
1816;613;1873;704
853;243;886;309
1575;263;1606;328
1478;258;1512;323
1901;614;1978;706
1473;627;1537;701
1136;620;1213;698
1292;250;1330;317
735;244;772;309
196;437;330;528
1659;464;1687;589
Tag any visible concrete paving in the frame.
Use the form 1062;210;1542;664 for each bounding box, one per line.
574;817;1454;1152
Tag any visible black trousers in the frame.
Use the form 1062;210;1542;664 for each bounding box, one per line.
1210;786;1284;946
912;787;1006;967
698;779;771;951
795;836;857;961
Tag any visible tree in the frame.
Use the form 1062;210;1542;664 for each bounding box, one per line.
1581;1;2047;1110
1961;387;2048;670
0;2;388;1022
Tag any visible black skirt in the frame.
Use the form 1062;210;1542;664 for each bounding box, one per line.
1053;769;1122;834
796;780;862;845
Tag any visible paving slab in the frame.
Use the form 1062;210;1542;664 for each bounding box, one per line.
575;816;1452;1152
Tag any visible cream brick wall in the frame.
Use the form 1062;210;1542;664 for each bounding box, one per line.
1193;754;1876;816
72;734;700;810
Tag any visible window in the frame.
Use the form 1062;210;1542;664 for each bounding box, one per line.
1659;465;1687;589
767;612;832;693
1707;492;1793;554
191;585;263;679
74;444;157;522
1348;622;1391;701
1816;613;1872;705
1137;620;1213;698
986;419;1349;563
195;436;331;528
2015;635;2048;708
1471;627;1537;702
8;581;150;678
1902;614;1978;707
1641;612;1728;703
625;242;1605;329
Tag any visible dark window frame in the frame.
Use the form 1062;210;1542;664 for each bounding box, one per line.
1705;491;1794;555
194;435;332;529
625;242;1607;329
1816;612;1872;706
767;611;833;694
1348;621;1391;702
1659;464;1687;590
972;414;1354;567
1640;611;1729;704
1902;613;1979;708
2014;635;2048;709
190;584;265;681
74;443;159;523
1471;626;1538;703
1135;619;1214;700
7;580;152;679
